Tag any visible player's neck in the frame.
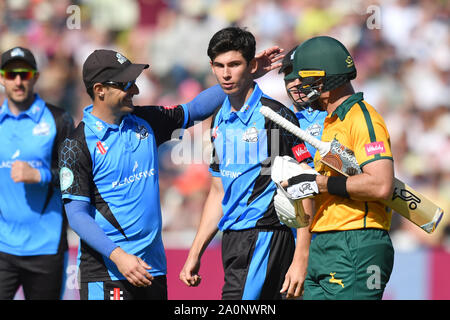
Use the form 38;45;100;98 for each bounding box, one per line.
229;82;255;112
324;83;355;115
91;101;125;125
228;85;253;111
7;95;35;116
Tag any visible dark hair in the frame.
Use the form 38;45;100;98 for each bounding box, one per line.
86;87;94;100
207;27;256;64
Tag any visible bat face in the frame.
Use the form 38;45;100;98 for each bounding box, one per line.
392;187;421;210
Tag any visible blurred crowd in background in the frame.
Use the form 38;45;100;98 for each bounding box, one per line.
0;0;448;252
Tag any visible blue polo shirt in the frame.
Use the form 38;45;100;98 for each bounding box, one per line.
290;105;327;166
209;83;312;231
59;104;188;282
0;94;72;256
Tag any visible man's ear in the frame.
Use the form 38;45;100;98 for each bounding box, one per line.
93;83;105;100
249;58;258;74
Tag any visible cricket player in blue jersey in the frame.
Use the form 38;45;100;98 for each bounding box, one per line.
180;27;314;300
0;47;74;299
59;47;283;300
278;46;327;251
279;46;327;163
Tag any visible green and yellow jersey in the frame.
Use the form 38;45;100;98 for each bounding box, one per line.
312;92;393;232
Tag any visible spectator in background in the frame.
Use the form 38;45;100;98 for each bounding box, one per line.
0;46;74;299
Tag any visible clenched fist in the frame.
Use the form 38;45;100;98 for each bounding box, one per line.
10;160;41;184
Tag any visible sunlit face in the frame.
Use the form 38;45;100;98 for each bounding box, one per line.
96;80;140;115
0;60;38;106
285;77;307;105
285;76;325;110
210;50;256;99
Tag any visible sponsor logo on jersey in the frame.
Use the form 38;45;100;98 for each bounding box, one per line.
95;121;104;131
0;160;43;169
111;168;156;188
96;141;108;155
32;122;50;136
12;149;20;159
110;288;123;300
242;127;258;143
212;125;219;140
365;141;385;156
292;143;311;163
220;169;242;179
60;167;74;191
163;105;178;110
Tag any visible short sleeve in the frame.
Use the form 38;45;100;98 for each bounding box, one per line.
58;136;93;203
351;102;393;168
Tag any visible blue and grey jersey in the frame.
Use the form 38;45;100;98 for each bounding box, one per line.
0;94;74;256
58;104;188;283
291;105;327;166
209;83;313;231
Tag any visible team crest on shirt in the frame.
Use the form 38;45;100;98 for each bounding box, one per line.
242;126;258;143
135;125;149;140
32;122;50;136
306;123;321;137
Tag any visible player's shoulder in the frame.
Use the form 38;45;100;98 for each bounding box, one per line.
45;102;72;122
59;122;92;161
347;99;386;124
260;96;298;124
260;95;295;115
64;121;86;143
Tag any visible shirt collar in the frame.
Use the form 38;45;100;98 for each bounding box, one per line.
331;92;364;121
83;105;137;140
221;82;263;125
0;94;46;123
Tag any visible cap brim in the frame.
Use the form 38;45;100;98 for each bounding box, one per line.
110;63;149;82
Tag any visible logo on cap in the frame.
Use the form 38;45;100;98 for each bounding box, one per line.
346;56;354;68
116;53;127;64
10;48;25;58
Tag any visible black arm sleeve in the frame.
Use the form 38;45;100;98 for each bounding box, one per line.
132;105;186;146
47;104;75;189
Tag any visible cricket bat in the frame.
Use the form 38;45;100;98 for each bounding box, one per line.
260;106;444;234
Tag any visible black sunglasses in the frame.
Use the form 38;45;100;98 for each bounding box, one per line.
102;80;135;92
